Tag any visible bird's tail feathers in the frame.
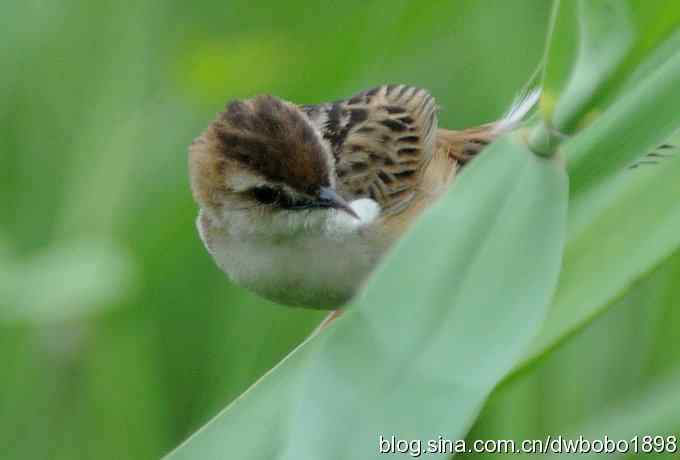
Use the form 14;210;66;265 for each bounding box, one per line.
437;73;542;166
491;86;541;135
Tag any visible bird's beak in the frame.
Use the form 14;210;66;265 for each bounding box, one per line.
318;187;359;219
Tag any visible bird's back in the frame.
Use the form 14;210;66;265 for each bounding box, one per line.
302;85;499;243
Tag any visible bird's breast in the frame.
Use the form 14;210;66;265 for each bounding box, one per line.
198;199;384;309
210;227;380;309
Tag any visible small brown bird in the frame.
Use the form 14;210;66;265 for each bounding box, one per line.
189;85;537;309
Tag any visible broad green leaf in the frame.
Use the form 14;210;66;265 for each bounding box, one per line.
513;151;680;377
564;55;680;197
537;0;680;196
554;253;680;445
166;136;568;459
469;247;680;458
502;255;680;460
501;0;680;378
542;0;680;134
551;369;680;459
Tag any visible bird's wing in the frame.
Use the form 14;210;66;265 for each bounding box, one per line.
302;85;438;215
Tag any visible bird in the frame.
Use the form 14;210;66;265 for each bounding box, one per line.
189;84;537;309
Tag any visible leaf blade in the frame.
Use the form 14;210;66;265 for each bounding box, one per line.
166;137;568;460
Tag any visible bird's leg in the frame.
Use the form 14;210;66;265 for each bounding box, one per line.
309;309;345;337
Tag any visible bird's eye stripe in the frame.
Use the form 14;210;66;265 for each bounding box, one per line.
252;186;280;205
250;186;317;210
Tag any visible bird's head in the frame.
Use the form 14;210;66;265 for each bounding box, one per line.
189;95;359;237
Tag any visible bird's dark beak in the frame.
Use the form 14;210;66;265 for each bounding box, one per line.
318;187;359;219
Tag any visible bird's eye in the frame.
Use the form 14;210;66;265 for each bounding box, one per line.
252;186;280;205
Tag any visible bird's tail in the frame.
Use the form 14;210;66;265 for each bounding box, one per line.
491;87;541;136
437;82;541;166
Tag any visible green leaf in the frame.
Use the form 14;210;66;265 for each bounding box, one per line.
542;0;680;134
166;137;568;459
548;257;680;458
515;144;680;376
471;248;680;457
564;53;680;197
536;0;680;196
502;0;680;379
0;238;136;324
557;371;680;458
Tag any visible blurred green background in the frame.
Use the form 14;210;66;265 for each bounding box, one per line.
9;1;678;459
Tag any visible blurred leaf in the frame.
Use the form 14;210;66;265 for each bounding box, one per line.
177;34;304;103
537;0;680;196
435;248;680;459
0;238;136;324
542;0;680;134
516;147;680;373
503;0;680;378
563;54;680;197
166;136;568;459
539;368;680;459
540;252;680;459
83;320;169;460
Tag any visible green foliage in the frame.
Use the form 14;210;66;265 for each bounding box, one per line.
516;0;680;373
167;138;568;459
2;1;680;459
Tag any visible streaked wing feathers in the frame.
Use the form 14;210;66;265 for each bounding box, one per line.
305;85;438;215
